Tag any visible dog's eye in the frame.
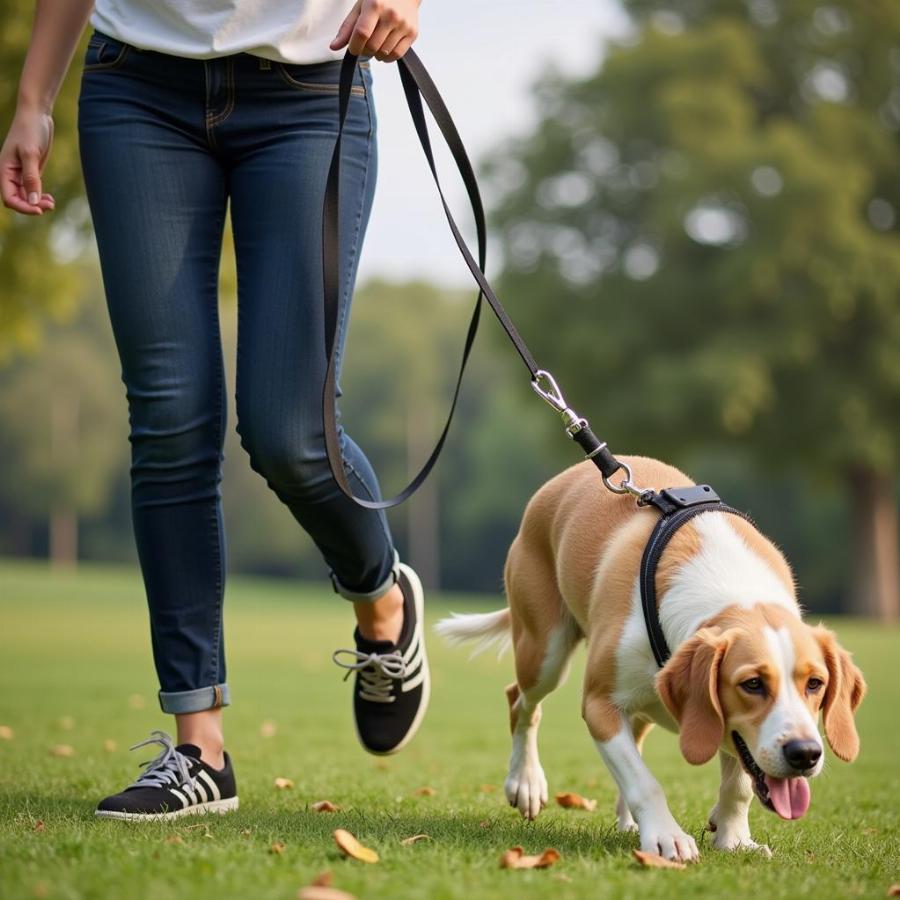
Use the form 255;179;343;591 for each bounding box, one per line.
806;677;824;693
739;677;765;695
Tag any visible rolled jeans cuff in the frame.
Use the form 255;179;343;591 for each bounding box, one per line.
330;548;400;601
158;683;230;714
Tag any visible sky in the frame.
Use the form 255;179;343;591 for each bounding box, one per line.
356;0;630;288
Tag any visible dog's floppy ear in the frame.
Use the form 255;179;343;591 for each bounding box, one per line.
812;625;866;762
656;627;735;765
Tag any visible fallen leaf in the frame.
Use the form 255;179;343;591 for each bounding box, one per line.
632;849;686;870
103;739;117;752
33;821;46;833
240;829;253;837
888;886;900;897
274;777;295;790
270;842;287;855
333;829;379;864
128;694;145;710
0;725;12;740
297;888;356;900
164;835;184;845
260;720;277;738
478;820;491;829
555;791;597;812
478;784;498;793
499;846;561;870
413;786;437;796
311;800;339;812
400;834;430;846
59;716;75;731
49;744;75;758
311;871;333;887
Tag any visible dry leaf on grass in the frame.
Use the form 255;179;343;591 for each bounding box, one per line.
478;820;492;829
400;834;430;846
333;829;379;864
413;786;437;797
311;872;333;887
499;847;561;870
49;745;74;758
478;784;498;793
260;721;277;738
274;777;295;790
887;886;900;897
59;716;75;731
33;821;46;833
311;801;339;812
0;725;13;740
555;792;597;812
270;842;287;855
632;849;686;870
297;888;356;900
103;739;117;752
240;829;253;837
164;835;184;845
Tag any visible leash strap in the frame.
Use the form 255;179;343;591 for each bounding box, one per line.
322;49;624;509
638;486;756;667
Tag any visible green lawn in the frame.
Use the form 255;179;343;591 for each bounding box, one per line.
0;558;897;900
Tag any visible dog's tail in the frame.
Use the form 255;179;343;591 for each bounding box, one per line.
433;608;512;659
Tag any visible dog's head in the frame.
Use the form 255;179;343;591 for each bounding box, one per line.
656;608;866;820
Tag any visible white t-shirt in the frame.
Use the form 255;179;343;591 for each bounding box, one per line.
89;0;357;64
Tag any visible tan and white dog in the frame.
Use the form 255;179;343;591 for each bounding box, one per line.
436;455;866;862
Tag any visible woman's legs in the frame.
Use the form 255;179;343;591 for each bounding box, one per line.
78;40;230;765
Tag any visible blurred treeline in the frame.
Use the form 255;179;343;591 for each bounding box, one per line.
1;0;898;617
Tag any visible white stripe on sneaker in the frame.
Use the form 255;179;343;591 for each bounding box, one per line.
170;788;190;809
198;769;221;802
194;780;208;803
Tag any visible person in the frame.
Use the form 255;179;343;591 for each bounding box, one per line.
1;0;429;820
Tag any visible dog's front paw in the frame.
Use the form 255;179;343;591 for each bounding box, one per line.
711;830;772;858
504;764;548;821
639;815;700;863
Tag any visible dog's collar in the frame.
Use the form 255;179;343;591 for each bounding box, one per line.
638;486;756;667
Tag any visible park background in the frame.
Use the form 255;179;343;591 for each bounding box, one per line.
1;1;899;898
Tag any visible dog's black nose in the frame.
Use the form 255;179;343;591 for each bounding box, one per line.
782;739;822;770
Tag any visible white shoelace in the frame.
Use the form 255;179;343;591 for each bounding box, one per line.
126;730;198;793
332;649;407;703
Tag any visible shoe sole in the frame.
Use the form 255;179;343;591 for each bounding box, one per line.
94;796;239;821
356;562;431;757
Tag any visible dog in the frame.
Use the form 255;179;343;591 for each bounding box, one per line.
436;455;866;862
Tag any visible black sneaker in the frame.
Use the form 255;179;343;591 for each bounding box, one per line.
332;562;430;755
95;730;238;821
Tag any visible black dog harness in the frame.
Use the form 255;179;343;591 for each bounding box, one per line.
638;486;756;667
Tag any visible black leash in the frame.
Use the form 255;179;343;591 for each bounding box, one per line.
322;51;762;667
322;49;628;509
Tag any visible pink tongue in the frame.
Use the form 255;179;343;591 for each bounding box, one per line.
763;776;811;819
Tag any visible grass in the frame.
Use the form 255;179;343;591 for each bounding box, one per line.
0;557;897;900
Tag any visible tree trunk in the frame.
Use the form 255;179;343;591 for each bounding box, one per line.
848;466;899;622
50;509;78;568
406;398;440;591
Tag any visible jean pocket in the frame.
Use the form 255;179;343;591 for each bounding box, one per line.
84;30;131;71
276;59;368;96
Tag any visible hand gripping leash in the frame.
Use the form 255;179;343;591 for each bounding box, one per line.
322;49;646;509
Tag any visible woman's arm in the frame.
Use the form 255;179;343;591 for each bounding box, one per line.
331;0;421;63
1;0;94;216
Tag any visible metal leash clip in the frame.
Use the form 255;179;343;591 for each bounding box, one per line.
530;369;587;437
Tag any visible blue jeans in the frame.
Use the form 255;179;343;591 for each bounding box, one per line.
77;29;399;715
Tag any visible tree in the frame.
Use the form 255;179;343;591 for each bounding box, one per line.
481;1;900;618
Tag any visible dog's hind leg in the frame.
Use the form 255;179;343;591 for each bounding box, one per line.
503;544;581;821
615;716;654;832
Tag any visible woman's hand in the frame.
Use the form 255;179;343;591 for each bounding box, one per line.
330;0;421;63
1;105;56;216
